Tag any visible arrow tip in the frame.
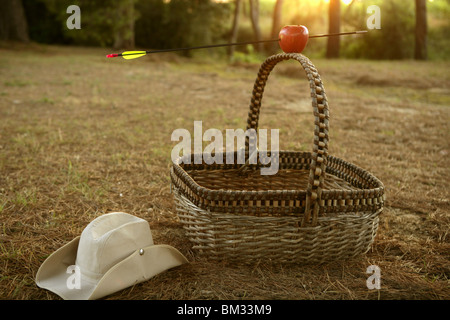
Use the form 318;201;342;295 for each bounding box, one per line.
106;53;119;58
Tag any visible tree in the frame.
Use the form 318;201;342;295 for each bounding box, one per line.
35;0;138;47
269;0;284;54
0;0;29;42
228;0;242;58
113;0;137;50
415;0;427;60
249;0;263;52
326;0;340;58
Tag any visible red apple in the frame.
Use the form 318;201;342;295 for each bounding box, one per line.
279;25;309;53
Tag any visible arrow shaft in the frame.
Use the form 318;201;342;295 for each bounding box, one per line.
309;30;367;38
133;39;278;55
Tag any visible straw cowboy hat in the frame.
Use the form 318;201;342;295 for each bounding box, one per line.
36;212;188;300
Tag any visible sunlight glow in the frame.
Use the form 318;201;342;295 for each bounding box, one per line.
211;0;357;5
323;0;353;4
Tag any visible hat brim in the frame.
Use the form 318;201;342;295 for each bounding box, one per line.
36;237;188;300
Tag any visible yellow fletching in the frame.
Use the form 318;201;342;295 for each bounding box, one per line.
121;51;147;60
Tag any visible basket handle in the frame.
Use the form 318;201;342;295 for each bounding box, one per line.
245;53;330;226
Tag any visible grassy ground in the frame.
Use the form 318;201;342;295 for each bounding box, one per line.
0;43;449;300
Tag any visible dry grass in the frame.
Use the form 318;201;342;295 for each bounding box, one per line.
0;43;449;300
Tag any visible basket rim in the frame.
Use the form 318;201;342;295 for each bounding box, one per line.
171;151;384;201
174;187;383;222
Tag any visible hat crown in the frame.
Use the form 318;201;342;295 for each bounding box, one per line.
75;212;153;281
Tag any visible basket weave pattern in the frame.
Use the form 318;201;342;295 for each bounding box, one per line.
170;53;385;263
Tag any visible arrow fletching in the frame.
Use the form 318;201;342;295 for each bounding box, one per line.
121;51;147;60
106;51;147;60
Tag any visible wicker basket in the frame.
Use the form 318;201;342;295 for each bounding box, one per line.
170;53;385;264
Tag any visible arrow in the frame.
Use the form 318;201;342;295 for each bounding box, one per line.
106;30;368;60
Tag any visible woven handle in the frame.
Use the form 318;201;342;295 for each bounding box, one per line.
245;53;330;226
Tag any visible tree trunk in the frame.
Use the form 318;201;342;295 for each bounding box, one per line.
249;0;263;52
113;0;135;50
415;0;427;60
269;0;284;54
228;0;242;58
0;0;29;42
326;0;340;58
242;0;248;18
